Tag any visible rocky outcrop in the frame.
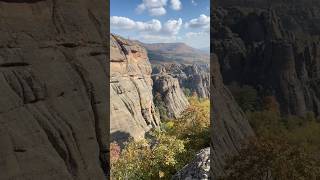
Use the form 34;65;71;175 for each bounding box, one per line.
152;73;189;119
172;148;210;180
213;1;320;117
152;64;210;98
0;0;108;179
110;34;160;144
211;54;255;177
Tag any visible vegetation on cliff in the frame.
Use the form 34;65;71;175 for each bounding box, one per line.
221;85;320;179
110;95;210;179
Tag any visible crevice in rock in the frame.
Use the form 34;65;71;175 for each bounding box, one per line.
0;62;29;67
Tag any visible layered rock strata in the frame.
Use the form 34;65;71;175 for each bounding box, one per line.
0;0;108;179
211;54;255;177
110;34;160;143
152;64;210;98
152;73;189;119
213;1;320;117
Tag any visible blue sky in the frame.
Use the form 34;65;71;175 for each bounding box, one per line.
110;0;210;49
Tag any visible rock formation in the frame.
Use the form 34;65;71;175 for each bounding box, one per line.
110;34;160;143
152;73;189;119
152;64;210;98
211;54;255;177
213;1;320;117
0;0;108;179
172;148;210;180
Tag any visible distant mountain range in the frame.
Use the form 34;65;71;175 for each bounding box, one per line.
136;42;210;64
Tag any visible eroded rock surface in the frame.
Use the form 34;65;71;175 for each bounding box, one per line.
213;1;320;117
172;148;210;180
0;0;108;179
110;34;160;143
152;73;189;119
152;64;210;98
211;54;255;177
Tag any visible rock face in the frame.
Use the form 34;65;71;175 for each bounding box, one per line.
110;34;160;143
0;0;108;179
172;148;210;180
152;73;189;119
211;54;255;177
213;1;320;117
152;64;210;98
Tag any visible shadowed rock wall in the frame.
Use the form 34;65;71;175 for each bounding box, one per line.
0;0;108;179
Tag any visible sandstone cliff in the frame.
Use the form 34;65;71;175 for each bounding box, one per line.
172;147;210;180
0;0;108;179
152;64;210;98
152;73;189;119
211;54;255;177
110;34;160;143
213;1;320;117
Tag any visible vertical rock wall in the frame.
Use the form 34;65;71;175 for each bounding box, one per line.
110;34;160;143
0;0;108;179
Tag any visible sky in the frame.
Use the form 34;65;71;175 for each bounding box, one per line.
110;0;210;49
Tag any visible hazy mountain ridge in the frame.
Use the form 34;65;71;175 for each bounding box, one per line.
135;41;210;64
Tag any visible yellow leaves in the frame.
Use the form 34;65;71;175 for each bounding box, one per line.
159;171;165;178
111;97;210;179
111;131;187;179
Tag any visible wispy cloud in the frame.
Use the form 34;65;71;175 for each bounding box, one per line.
191;0;197;6
185;31;208;38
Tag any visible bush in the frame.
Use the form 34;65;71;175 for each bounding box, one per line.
111;131;186;179
228;83;259;112
154;92;169;120
111;96;210;179
219;137;320;180
182;88;191;97
166;96;210;151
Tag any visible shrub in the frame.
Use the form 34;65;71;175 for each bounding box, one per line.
219;137;320;180
154;92;169;120
182;88;191;97
111;131;187;179
166;96;210;152
228;83;259;112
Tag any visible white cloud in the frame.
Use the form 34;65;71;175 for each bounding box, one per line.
191;0;197;6
110;16;136;29
149;7;166;16
170;0;181;10
185;14;210;29
136;0;181;16
136;4;146;14
111;16;183;36
111;16;162;32
162;18;182;35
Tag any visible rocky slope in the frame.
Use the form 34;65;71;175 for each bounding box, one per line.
152;63;210;98
211;54;255;177
110;34;160;144
213;1;320;117
0;0;108;179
